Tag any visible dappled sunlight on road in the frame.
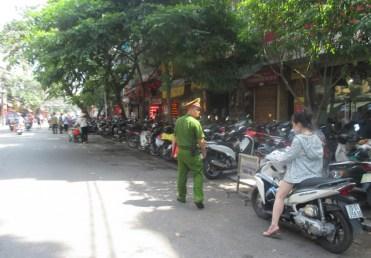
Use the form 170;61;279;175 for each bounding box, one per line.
0;177;180;258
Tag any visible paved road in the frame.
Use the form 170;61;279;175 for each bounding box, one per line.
0;127;370;258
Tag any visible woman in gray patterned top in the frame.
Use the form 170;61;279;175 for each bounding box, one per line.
263;111;323;237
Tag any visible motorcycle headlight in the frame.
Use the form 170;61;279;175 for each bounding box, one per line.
329;170;345;179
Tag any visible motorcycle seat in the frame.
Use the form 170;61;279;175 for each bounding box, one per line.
216;141;236;150
295;177;351;191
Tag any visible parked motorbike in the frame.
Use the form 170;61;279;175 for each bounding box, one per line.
252;151;365;254
149;123;166;156
202;116;231;141
158;125;175;161
112;119;128;141
329;160;371;206
255;120;292;139
87;119;98;134
126;122;143;149
97;118;113;137
138;120;154;151
204;125;255;179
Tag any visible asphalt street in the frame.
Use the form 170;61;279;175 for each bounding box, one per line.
0;126;370;258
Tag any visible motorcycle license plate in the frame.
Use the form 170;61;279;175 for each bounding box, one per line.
345;204;363;219
361;173;371;183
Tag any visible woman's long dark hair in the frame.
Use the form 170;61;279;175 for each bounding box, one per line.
292;110;313;129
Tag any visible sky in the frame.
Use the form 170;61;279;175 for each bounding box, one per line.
0;0;46;69
0;0;46;27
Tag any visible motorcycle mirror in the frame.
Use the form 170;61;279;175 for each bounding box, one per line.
354;123;360;132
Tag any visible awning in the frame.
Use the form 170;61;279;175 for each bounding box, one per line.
239;63;264;79
162;79;185;98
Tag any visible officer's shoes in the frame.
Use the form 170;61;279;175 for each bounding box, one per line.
194;202;204;209
177;198;186;203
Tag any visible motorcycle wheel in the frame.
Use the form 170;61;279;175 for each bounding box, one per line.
317;211;353;254
251;188;270;220
128;136;138;148
203;157;222;179
160;144;172;161
149;144;159;156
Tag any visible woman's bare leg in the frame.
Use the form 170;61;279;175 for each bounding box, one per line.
264;181;293;235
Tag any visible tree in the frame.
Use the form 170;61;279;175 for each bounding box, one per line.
141;0;255;120
238;0;370;124
1;0;146;117
0;65;46;112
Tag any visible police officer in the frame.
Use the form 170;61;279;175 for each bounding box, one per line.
173;98;207;209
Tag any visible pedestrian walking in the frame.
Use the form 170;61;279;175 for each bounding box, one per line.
36;114;41;128
59;113;64;134
50;112;59;134
63;114;69;133
173;98;207;209
75;113;88;143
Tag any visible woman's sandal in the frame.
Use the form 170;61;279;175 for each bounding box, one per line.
263;226;280;237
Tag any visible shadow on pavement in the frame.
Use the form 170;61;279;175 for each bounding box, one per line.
1;128;370;258
121;174;371;258
0;235;67;258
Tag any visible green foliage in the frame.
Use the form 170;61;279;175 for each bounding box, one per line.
1;0;139;113
142;0;256;92
238;0;370;64
0;66;46;111
238;0;370;121
1;0;259;118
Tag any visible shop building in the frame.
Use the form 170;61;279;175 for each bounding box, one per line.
230;66;294;124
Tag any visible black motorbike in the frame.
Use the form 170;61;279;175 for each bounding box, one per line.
126;122;143;149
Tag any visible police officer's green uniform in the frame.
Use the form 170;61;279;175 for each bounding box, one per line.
175;113;205;204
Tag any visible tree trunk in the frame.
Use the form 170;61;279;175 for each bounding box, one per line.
115;92;127;120
97;106;103;118
134;61;146;120
161;64;173;123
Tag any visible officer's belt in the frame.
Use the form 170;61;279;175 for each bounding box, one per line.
178;145;198;150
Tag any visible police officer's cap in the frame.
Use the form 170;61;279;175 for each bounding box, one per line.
184;98;201;109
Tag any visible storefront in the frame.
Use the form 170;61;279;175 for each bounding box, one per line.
161;79;204;119
123;78;162;120
232;66;292;124
332;74;371;122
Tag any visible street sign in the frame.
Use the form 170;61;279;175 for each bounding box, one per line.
238;153;259;180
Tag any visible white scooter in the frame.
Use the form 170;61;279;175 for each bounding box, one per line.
251;150;365;254
204;134;254;179
16;123;24;135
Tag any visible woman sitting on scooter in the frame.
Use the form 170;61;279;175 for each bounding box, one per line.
263;110;324;237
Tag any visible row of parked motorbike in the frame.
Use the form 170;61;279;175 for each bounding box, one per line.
204;116;371;205
89;117;176;161
89;116;370;205
89;115;370;254
203;116;371;253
